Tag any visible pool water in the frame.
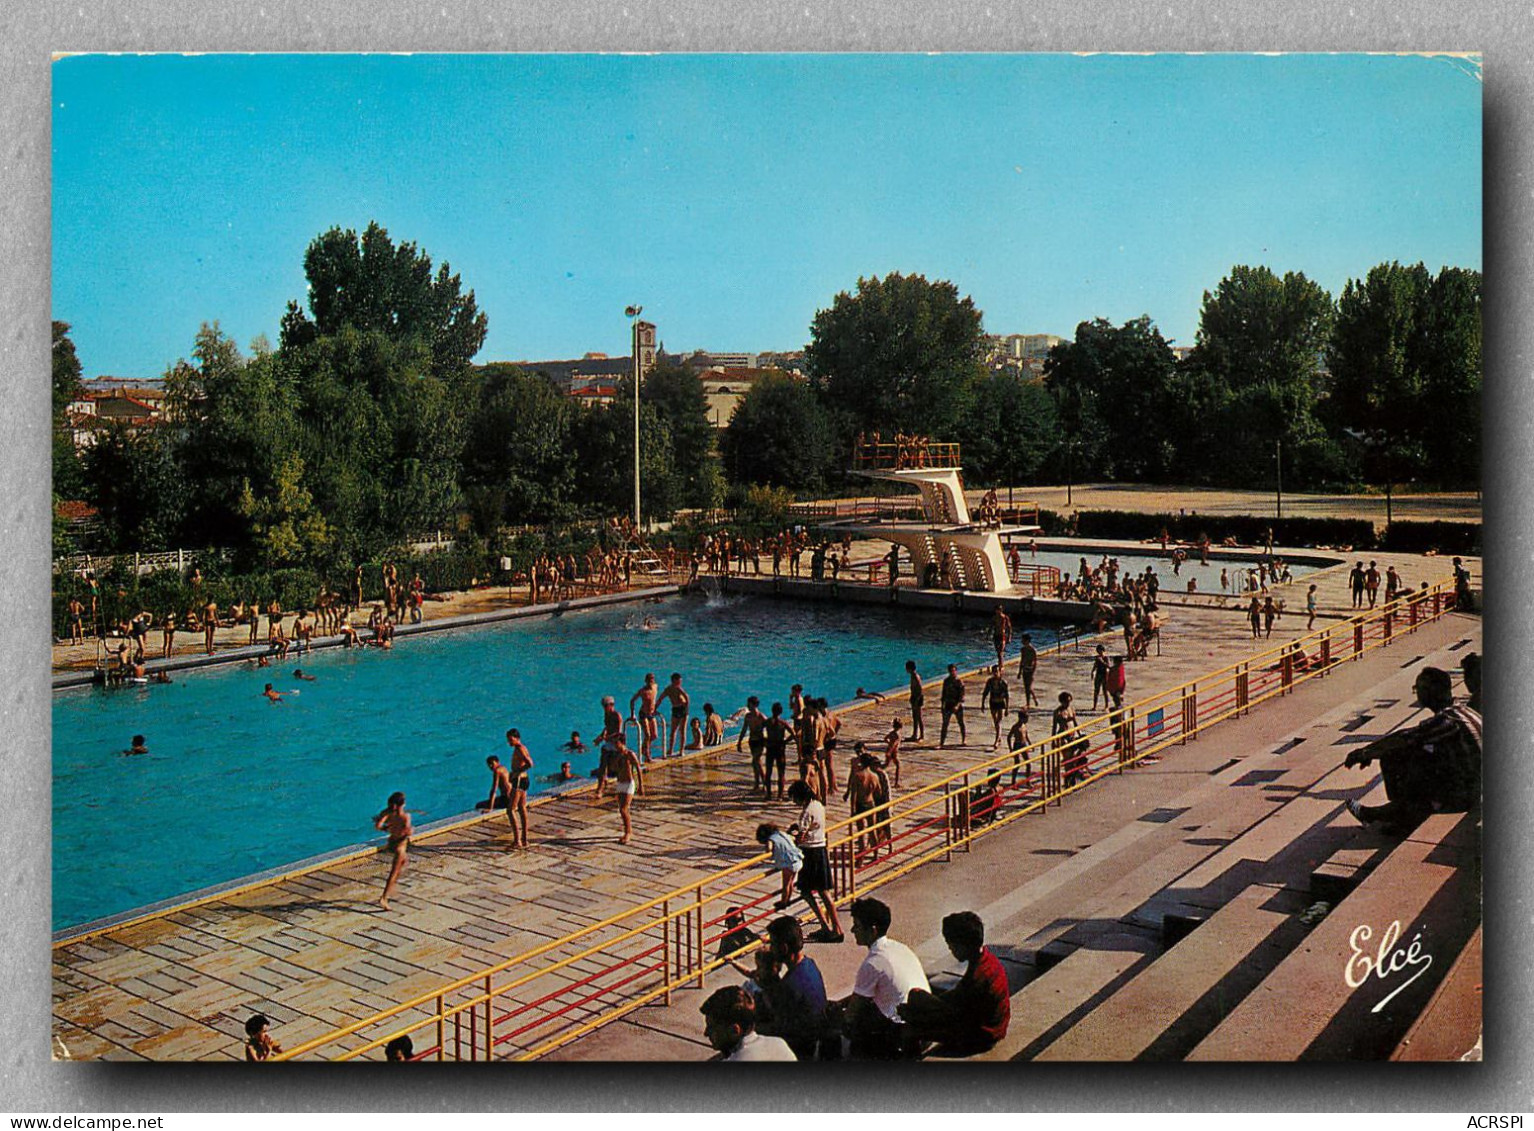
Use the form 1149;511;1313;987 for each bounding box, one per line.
1006;546;1323;595
52;593;1013;930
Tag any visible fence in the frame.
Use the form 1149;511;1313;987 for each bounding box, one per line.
274;577;1460;1062
53;548;221;578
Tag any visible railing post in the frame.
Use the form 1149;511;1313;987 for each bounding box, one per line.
1235;666;1249;714
484;974;494;1061
662;899;672;1005
454;1009;462;1062
435;995;445;1062
1354;621;1364;658
961;773;972;851
1320;633;1331;669
695;885;706;989
1383;609;1393;643
1281;650;1293;691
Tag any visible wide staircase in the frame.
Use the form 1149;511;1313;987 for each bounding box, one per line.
965;659;1482;1062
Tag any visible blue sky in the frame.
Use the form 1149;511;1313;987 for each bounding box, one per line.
52;53;1481;378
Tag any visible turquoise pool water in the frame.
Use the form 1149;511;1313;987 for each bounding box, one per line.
1010;546;1324;595
52;593;1013;931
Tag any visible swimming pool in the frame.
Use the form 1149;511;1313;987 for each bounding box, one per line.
52;592;1013;931
1005;545;1325;595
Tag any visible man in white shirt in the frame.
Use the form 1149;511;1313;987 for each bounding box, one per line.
836;897;930;1059
700;985;796;1062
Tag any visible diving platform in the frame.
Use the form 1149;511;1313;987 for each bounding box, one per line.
824;438;1043;594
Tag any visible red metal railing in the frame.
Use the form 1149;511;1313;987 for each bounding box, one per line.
276;577;1460;1062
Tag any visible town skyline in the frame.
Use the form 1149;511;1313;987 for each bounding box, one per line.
53;53;1480;378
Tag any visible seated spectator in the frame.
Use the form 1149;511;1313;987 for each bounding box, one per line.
831;897;930;1060
1345;666;1482;835
699;985;796;1062
1462;651;1481;714
715;907;758;960
751;916;833;1061
898;911;1011;1057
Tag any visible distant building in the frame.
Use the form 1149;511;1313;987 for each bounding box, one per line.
64;380;167;447
694;366;804;428
984;332;1064;378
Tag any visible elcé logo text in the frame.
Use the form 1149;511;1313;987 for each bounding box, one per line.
1343;919;1433;1013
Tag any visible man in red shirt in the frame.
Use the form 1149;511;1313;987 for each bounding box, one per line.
898;911;1011;1057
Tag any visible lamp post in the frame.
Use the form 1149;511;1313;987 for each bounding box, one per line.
1274;439;1283;520
625;305;643;532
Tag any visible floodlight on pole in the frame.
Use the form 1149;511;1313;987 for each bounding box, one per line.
626;306;643;531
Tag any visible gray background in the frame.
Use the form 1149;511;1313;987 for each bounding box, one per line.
2;0;1525;1112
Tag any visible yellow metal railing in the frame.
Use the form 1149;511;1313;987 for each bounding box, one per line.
275;577;1462;1062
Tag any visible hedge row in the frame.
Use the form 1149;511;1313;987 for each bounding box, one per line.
1055;509;1376;551
1379;520;1482;556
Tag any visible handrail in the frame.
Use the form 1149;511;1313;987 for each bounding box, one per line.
275;576;1460;1061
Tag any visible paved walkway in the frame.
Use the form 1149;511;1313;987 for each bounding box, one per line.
545;612;1482;1062
50;548;1472;1060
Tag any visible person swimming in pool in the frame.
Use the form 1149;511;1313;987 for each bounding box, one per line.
124;734;148;756
372;791;413;911
262;683;284;704
293;669;316;682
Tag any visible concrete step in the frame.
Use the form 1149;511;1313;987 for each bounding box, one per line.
1036;882;1310;1061
1391;923;1481;1062
1187;812;1479;1061
969;932;1159;1061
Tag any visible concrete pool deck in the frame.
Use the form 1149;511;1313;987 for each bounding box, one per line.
49;548;1475;1060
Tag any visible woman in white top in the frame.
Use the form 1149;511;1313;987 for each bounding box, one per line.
788;780;844;942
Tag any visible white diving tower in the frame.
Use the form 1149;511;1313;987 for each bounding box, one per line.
829;439;1043;595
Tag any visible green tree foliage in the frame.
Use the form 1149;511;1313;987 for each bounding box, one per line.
461;363;580;531
718;373;835;494
80;425;187;551
279;221;488;374
805;272;985;440
643;361;723;510
571;378;679;521
52;321;86;505
165;324;300;550
1042;317;1179;480
238;453;333;566
1183;265;1341;488
1326;262;1481;490
959;370;1058;488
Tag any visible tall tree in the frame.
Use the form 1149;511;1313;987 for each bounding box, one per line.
461;364;580;531
52;321;86;502
1184;265;1339;488
642;361;722;510
279;221;488;374
1418;266;1481;487
164;323;300;550
80;424;187;551
1325;261;1433;488
959;371;1058;489
1326;262;1481;491
571;379;679;521
1042;317;1179;480
805;272;985;440
719;373;836;493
